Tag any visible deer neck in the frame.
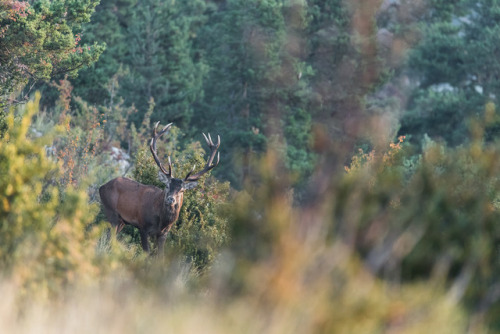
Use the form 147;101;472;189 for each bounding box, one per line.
160;189;183;229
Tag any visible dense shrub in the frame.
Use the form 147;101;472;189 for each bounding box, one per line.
0;93;101;297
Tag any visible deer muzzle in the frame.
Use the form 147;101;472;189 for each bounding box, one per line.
166;196;175;205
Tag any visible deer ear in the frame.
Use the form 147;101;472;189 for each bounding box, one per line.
182;181;198;190
158;171;170;186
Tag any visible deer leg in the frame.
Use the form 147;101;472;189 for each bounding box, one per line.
139;229;150;253
156;233;168;257
102;206;123;234
102;207;125;249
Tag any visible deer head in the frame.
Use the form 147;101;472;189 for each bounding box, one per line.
150;122;220;211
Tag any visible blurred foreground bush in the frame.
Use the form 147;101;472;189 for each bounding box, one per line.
342;133;500;321
0;144;470;333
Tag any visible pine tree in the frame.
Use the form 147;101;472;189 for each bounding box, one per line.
73;0;208;127
0;0;104;103
122;0;207;125
0;0;104;138
196;0;315;187
400;0;500;145
71;0;133;104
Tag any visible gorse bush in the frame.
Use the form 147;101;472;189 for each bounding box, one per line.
0;93;101;297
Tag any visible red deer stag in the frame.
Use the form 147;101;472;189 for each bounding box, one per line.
99;122;220;254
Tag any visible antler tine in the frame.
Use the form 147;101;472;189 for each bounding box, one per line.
202;133;221;148
150;122;174;178
184;164;197;180
161;123;171;133
167;156;174;178
185;132;221;181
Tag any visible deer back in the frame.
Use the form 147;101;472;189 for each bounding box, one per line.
100;177;160;227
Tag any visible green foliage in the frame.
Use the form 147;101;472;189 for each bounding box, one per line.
306;0;385;109
0;93;101;296
73;0;208;126
284;106;316;182
341;123;500;326
195;0;317;187
401;89;471;145
0;110;6;138
123;0;208;125
0;0;104;103
132;147;163;188
225;149;469;333
401;0;500;146
169;174;230;271
424;0;467;22
408;23;466;87
307;0;351;51
71;0;131;104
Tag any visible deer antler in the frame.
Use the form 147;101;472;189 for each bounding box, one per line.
150;122;174;178
185;133;220;181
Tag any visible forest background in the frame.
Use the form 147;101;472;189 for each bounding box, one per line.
2;0;500;332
